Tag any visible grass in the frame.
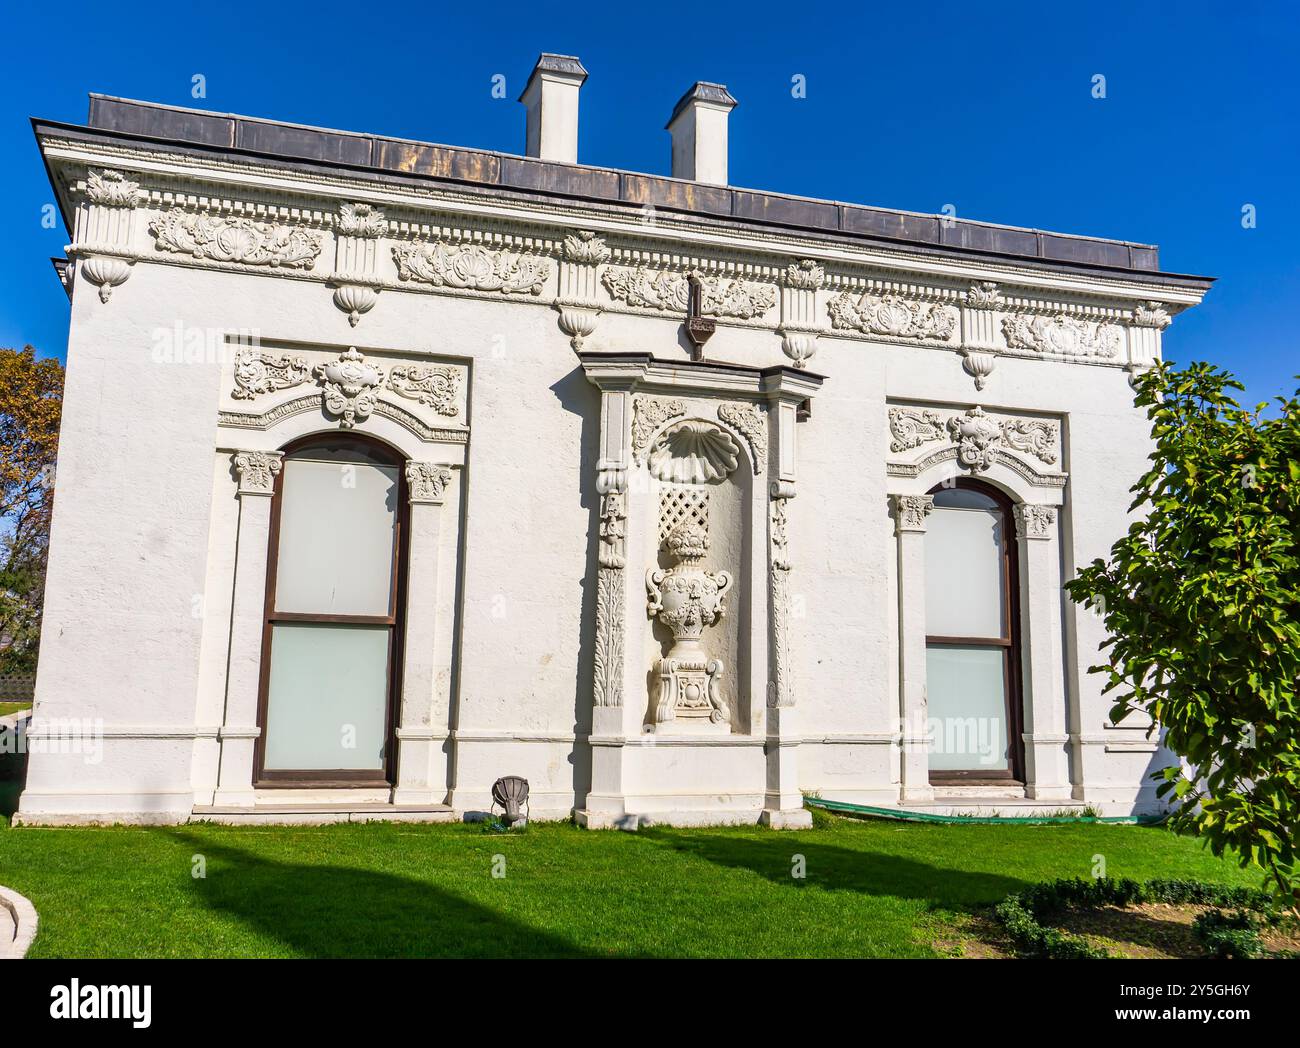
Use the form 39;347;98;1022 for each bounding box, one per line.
0;701;31;719
0;806;1263;958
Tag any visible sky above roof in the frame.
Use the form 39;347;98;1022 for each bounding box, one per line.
2;0;1295;405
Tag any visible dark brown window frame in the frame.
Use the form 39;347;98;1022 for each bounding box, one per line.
252;433;409;789
924;479;1025;786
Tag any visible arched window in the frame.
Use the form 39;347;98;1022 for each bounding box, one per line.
923;480;1023;782
254;434;407;786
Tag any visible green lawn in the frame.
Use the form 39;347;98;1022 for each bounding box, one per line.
0;701;31;719
0;809;1261;958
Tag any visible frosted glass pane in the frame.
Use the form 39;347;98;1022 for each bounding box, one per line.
275;456;398;615
263;623;390;771
927;645;1009;771
924;499;1005;637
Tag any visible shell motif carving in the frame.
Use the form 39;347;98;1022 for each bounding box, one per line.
647;421;741;485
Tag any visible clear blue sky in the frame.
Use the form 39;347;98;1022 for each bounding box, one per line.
2;0;1295;404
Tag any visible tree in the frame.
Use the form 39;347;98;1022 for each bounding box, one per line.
1066;361;1299;907
0;346;64;675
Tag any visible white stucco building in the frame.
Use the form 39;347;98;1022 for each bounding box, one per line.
19;55;1211;827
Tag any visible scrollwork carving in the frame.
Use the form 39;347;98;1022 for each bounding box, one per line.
602;267;776;320
314;346;385;428
150;211;322;269
232;349;311;400
392;241;550;295
1002;313;1121;358
828;292;958;340
387;364;460;417
717;401;767;474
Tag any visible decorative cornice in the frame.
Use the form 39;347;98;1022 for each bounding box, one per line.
392;240;550;295
85;168;140;208
828;291;958;341
150;211;322;269
602;266;776;320
218;394;468;444
405;462;453;504
233;450;282;495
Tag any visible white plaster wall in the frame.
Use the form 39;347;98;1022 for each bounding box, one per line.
22;238;1173;822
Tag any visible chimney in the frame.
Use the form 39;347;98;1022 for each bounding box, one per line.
666;82;738;185
519;53;588;164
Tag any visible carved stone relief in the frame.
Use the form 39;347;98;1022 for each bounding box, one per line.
646;523;733;728
405;462;453;504
314;346;385;428
150;211;323;269
828;291;958;341
631;396;687;461
387;364;461;417
232;349;311;400
602;267;776;320
887;406;1061;477
1001;313;1121;358
392;241;550;295
647;421;741;484
717;401;767;474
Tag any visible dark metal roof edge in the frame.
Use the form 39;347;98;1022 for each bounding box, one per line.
33;114;1216;290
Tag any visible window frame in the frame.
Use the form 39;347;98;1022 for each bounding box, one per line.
924;478;1025;785
252;433;409;788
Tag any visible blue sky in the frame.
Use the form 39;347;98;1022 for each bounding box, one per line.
2;0;1295;404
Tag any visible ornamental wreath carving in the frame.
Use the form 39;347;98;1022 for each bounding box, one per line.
387;364;460;417
602;267;776;320
150;212;322;269
231;350;311;400
1001;313;1121;358
392;241;550;295
828;291;958;340
314;347;385;428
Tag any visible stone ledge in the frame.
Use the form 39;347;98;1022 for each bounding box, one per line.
0;885;39;959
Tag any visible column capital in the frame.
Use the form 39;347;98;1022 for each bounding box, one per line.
1014;503;1057;540
232;450;282;496
890;493;933;533
406;462;454;505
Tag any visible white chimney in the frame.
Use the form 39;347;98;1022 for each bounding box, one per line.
519;53;588;164
666;82;738;185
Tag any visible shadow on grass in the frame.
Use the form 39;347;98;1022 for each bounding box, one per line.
164;831;595;959
639;828;1030;908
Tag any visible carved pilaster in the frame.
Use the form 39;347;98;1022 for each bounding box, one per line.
331;203;385;326
555;230;609;350
593;466;627;708
778;259;825;367
74;168;140;303
767;481;796;709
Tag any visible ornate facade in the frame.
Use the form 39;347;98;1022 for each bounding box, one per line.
18;60;1210;827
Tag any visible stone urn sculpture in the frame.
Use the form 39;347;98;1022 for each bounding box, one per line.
645;522;732;730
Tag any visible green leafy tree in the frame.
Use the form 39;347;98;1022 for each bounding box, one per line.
0;346;64;675
1066;362;1299;907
